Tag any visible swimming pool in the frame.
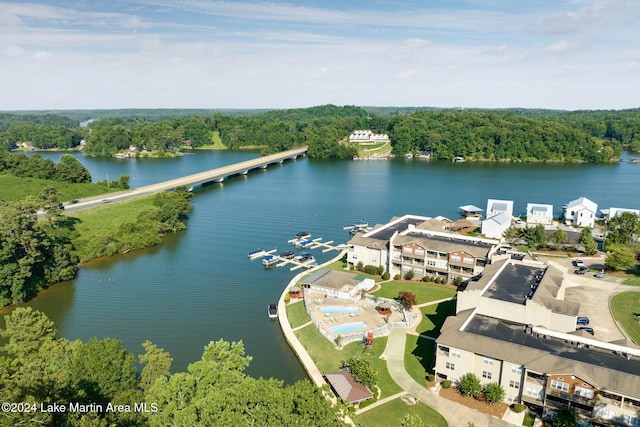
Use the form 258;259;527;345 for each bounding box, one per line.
329;322;367;335
319;306;360;315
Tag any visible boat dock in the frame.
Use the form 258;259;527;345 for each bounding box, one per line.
249;234;346;270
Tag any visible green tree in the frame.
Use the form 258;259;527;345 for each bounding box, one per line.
0;307;57;357
551;229;568;247
483;382;505;404
139;340;173;392
54;154;92;183
342;355;379;390
579;228;598;255
605;249;637;271
458;372;482;397
522;225;547;248
607;212;640;244
404;269;415;280
552;405;578;427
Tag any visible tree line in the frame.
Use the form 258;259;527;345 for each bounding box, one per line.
0;307;345;426
2;105;638;160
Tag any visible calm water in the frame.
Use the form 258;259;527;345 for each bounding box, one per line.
8;150;640;384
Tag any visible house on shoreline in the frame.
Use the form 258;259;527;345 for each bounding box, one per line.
348;130;390;144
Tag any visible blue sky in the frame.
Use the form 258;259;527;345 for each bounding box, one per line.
1;0;638;110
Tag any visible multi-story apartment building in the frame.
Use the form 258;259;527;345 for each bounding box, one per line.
434;258;640;426
347;214;500;283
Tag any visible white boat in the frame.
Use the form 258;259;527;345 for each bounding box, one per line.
248;248;266;259
295;239;314;248
262;255;280;267
268;304;278;319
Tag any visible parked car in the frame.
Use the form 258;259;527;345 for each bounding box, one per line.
574;266;589;275
577;327;594;335
576;316;590;325
595;271;608;278
573;258;585;267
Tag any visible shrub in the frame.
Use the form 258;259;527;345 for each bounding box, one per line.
283;293;290;303
363;265;379;275
483;382;505;404
404;269;415;280
426;373;435;382
455;276;463;286
356;261;364;271
512;403;526;413
381;272;390;280
459;373;482;397
377;265;385;275
394;274;401;280
441;379;452;389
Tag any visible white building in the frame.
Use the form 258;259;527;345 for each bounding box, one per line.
526;203;554;225
486;199;514;218
563;197;597;228
600;207;640;222
348;130;390;144
481;212;512;239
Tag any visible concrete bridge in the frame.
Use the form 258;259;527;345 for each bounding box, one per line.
63;146;308;211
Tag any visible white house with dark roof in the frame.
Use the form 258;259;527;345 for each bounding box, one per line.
526;203;554;225
563;197;597;228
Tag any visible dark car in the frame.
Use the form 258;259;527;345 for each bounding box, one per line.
574;266;589;274
576;316;590;325
577;327;594;335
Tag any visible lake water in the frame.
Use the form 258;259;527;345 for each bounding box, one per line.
7;149;640;384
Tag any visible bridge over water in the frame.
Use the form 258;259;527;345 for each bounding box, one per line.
63;147;308;211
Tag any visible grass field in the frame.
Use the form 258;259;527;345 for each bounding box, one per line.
610;291;640;345
372;281;457;305
292;322;402;398
286;299;310;329
69;196;159;261
417;300;457;338
405;334;435;386
353;398;448;427
0;174;114;202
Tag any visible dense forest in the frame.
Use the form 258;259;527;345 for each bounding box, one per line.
0;307;345;426
1;105;639;161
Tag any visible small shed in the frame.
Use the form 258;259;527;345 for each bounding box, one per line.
288;286;302;299
325;370;373;405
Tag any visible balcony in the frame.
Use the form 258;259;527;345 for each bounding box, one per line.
546;389;596;409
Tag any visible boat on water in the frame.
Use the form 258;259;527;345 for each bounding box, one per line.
295;239;314;248
295;231;311;240
247;248;266;259
268;304;278;319
262;255;280;267
295;251;316;264
279;250;295;259
350;227;365;235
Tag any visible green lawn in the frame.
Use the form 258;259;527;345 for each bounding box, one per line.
610;291;640;345
622;275;640;287
372;282;457;305
0;174;115;202
405;334;435;386
417;300;457;338
286;300;310;329
522;412;536;426
293;325;402;398
353;399;448;427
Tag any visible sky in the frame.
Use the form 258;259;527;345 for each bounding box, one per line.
1;0;639;111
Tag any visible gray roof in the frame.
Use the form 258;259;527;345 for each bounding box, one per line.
491;202;508;212
438;312;640;398
485;212;511;225
301;269;362;291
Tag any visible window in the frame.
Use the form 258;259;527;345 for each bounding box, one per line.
451;350;461;358
445;362;455;370
509;380;520;389
451;255;461;262
371;257;377;263
595;407;615;419
483;357;494;365
574;386;594;398
463;257;474;264
482;371;492;380
526;387;542;399
506;395;516;403
403;247;413;254
550;380;569;392
511;365;522;375
623;415;640;427
415;249;424;256
426;260;436;267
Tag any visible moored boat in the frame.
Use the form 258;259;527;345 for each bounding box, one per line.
295;231;311;239
262;255;280;267
268;304;278;319
279;250;295;259
248;248;266;259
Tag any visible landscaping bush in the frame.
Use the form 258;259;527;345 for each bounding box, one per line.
441;380;452;389
512;403;526;413
284;293;290;303
459;373;482;397
356;261;364;271
394;274;401;280
377;265;385;275
381;272;390;280
483;382;506;404
426;373;435;382
363;265;379;275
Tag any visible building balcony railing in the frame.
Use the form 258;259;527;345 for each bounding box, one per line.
546;389;596;409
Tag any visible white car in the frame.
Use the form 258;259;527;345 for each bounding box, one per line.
574;259;585;267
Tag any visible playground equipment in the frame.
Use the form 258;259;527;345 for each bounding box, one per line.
360;332;374;353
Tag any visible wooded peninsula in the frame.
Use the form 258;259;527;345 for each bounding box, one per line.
2;105;639;161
